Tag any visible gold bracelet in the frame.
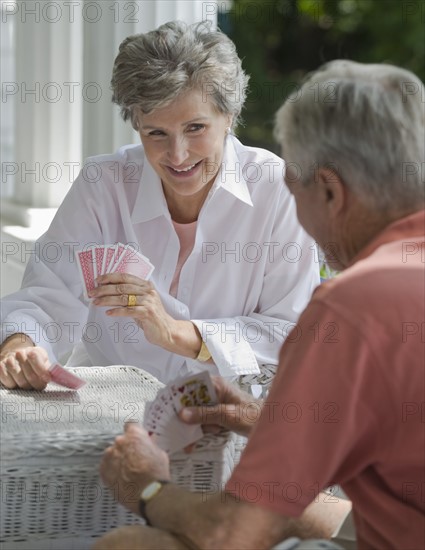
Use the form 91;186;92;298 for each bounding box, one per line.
196;340;211;362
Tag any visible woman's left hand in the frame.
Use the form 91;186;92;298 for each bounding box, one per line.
89;273;201;357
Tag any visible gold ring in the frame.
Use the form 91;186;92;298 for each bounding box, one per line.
127;294;137;307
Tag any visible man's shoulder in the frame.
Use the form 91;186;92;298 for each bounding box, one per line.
311;246;423;329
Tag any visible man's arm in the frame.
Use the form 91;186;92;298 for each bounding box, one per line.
148;485;291;550
99;424;289;549
99;424;351;550
93;492;351;550
147;484;350;550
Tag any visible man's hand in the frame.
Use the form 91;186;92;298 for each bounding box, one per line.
100;422;170;515
179;376;261;437
0;339;51;390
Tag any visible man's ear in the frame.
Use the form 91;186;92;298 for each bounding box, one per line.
315;167;347;218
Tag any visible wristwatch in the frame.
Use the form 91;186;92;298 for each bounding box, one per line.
139;480;170;525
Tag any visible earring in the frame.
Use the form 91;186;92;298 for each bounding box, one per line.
226;127;231;134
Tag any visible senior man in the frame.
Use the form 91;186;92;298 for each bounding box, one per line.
95;61;425;550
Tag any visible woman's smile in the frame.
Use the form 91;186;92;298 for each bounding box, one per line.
137;89;231;219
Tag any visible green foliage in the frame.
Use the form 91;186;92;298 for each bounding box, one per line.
220;0;425;150
320;262;338;279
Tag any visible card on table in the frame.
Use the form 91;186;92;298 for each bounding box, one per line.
143;371;217;454
75;243;154;297
49;363;86;390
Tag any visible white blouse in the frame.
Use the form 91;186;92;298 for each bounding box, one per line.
1;136;320;383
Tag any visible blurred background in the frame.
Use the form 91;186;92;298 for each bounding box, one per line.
221;0;425;152
1;0;424;295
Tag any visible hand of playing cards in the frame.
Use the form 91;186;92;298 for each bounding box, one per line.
144;371;217;454
76;243;154;298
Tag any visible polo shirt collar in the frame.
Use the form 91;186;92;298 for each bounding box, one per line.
350;209;425;266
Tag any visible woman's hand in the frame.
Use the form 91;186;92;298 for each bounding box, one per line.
90;273;202;357
91;273;175;347
0;340;51;390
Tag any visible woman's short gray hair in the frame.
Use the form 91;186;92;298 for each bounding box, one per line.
111;20;249;130
275;60;425;212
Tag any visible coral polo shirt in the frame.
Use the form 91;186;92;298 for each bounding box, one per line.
227;210;425;550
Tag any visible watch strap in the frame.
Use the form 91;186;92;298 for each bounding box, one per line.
139;480;170;525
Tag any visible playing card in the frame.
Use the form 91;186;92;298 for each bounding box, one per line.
49;364;86;390
76;243;155;296
103;244;118;274
107;243;126;273
75;248;96;297
126;252;154;280
143;371;217;454
147;401;172;428
159;415;202;454
171;372;218;411
144;406;203;453
93;246;105;281
143;388;176;431
112;245;154;280
110;245;135;273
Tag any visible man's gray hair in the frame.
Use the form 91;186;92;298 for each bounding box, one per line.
275;60;425;211
111;20;249;130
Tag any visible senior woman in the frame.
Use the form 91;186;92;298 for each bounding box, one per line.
0;21;318;389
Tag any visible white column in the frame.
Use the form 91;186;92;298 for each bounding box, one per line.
6;0;218;208
12;1;83;208
83;0;218;159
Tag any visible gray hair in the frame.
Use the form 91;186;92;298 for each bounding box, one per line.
111;20;249;130
275;60;425;212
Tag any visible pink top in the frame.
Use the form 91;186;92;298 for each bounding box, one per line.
226;210;425;550
169;220;197;298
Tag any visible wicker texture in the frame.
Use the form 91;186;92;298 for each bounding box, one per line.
239;363;278;395
0;366;243;549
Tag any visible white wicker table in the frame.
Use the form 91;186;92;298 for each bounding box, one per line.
0;366;246;550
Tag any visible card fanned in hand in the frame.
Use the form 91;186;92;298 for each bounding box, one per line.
143;371;217;454
75;243;154;297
